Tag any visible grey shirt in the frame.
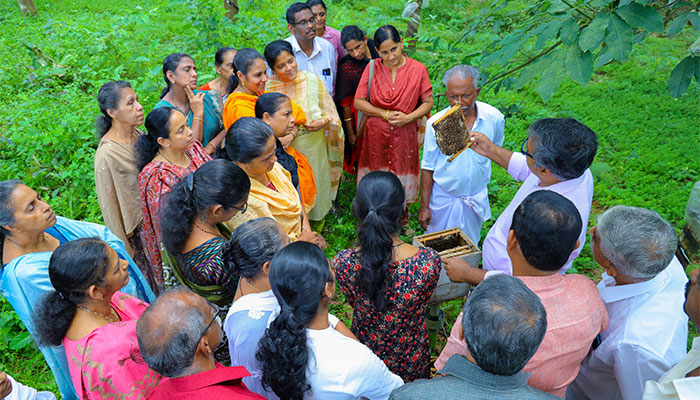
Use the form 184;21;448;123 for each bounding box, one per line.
389;354;559;400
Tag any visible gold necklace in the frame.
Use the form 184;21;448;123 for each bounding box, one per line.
78;305;120;323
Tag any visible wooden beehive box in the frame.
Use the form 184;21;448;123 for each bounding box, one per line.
413;227;481;305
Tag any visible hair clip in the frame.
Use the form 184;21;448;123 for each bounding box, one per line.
187;173;195;192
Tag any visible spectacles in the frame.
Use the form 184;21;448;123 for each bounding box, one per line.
446;94;473;103
520;137;534;159
193;302;221;355
294;17;315;26
232;201;247;214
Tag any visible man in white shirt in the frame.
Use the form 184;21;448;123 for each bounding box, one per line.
643;266;700;399
567;206;689;400
443;118;597;285
284;2;336;96
419;65;504;243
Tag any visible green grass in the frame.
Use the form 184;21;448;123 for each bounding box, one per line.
1;0;698;396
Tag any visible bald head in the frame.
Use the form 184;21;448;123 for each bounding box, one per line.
137;288;207;378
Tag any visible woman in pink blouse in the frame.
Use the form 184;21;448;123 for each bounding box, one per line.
136;106;211;293
33;238;162;400
308;0;345;63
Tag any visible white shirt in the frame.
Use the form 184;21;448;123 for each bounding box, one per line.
306;320;404;399
4;374;56;400
421;101;505;196
567;258;689;400
481;152;593;274
643;337;700;400
285;35;337;96
224;290;280;399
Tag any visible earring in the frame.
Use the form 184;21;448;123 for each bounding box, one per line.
242;80;246;87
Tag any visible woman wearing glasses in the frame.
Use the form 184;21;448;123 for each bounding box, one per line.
33;238;162;399
159;159;250;304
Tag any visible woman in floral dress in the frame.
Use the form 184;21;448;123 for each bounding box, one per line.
332;171;441;381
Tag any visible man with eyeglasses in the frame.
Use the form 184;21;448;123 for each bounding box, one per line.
443;117;598;285
137;288;264;399
419;65;505;243
284;2;337;96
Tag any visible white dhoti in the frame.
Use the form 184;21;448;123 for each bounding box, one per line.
426;182;491;244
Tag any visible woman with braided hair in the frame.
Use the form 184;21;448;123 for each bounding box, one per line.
256;241;403;400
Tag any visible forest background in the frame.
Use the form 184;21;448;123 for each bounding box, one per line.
1;0;698;396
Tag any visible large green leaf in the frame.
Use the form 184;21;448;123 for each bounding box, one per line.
566;45;594;85
689;12;700;31
667;13;688;38
579;13;609;52
615;4;663;33
667;55;697;98
515;60;543;90
618;0;633;6
595;46;614;68
537;50;565;102
605;14;634;62
560;17;580;46
536;19;564;49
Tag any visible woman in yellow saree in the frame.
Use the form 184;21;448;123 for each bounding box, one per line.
224;117;323;246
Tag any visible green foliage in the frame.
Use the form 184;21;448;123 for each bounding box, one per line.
457;0;700;101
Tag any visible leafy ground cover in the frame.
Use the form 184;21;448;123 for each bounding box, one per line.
1;0;698;396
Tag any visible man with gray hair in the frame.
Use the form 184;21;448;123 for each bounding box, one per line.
567;206;689;400
444;117;597;285
137;288;264;399
419;65;505;242
390;274;557;399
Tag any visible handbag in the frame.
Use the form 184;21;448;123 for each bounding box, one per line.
355;60;374;139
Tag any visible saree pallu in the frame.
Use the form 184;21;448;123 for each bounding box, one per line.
354;56;432;203
154;89;224;146
267;71;343;221
63;292;161;400
224;163;303;241
222;91;317;209
138;141;211;293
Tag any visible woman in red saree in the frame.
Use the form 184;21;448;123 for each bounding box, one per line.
354;25;433;203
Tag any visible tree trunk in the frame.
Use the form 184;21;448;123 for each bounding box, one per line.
405;0;422;51
224;0;239;22
18;0;38;16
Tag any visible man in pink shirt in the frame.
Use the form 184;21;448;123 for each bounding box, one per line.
436;190;608;398
444;118;597;284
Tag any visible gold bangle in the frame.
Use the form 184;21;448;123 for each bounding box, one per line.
383;110;390;120
344;117;352;122
193;117;203;122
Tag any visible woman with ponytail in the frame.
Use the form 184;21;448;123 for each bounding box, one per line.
159;159;250;304
94;80;149;270
137;107;212;292
256;241;403;400
221;217;288;399
0;181;154;400
255;92;317;209
154;53;226;150
332;171;441;382
34;238;161;399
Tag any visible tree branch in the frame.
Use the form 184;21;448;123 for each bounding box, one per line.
484;40;563;85
560;0;593;21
